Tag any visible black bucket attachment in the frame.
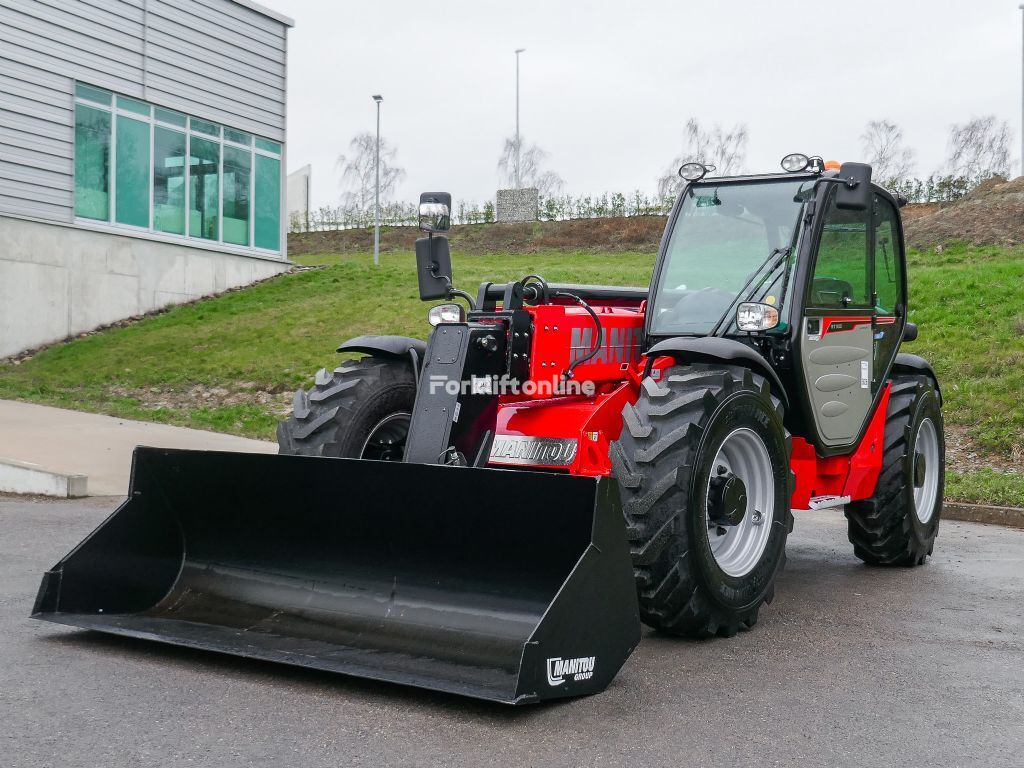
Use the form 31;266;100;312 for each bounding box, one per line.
33;448;640;704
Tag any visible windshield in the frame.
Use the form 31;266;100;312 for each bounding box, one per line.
650;178;814;335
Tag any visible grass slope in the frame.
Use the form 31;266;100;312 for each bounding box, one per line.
0;244;1021;504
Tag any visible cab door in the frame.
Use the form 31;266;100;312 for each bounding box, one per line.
799;190;875;448
871;194;906;390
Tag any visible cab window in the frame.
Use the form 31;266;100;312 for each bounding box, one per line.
874;195;903;315
809;192;871;308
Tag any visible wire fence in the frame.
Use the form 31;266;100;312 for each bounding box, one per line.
288;175;991;233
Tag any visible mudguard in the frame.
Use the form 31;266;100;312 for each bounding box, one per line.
893;352;942;404
646;336;789;409
337;334;426;363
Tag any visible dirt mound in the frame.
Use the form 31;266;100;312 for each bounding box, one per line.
288;216;667;257
904;176;1024;248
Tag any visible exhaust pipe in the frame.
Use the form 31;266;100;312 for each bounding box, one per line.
33;448;640;704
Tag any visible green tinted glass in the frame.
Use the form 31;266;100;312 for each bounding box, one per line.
153;127;186;235
75;83;111;106
222;145;251;246
873;196;903;314
74;103;111;220
224;128;251;146
155;108;186;128
255;137;280;154
812;195;871;308
190;117;219;137
115;115;151;227
189;136;220;240
117;96;150;117
254;154;280;250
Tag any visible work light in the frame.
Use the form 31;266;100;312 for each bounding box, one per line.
781;153;810;172
427;303;465;326
678;162;713;181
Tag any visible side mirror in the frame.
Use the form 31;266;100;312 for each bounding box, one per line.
419;192;452;232
415;234;452;301
834;162;872;211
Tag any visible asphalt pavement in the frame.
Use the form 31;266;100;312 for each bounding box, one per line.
2;495;1022;767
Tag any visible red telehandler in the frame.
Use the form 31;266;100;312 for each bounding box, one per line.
35;156;944;705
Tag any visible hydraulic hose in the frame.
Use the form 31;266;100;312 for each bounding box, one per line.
554;290;603;380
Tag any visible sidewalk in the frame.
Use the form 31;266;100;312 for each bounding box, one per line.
0;400;276;496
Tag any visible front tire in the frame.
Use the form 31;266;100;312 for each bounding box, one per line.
277;356;416;460
610;365;793;637
845;374;944;566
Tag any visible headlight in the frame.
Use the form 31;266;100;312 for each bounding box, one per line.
781;153;810;172
427;303;465;326
736;302;780;332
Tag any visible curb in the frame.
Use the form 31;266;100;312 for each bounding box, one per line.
943;501;1024;530
0;459;87;498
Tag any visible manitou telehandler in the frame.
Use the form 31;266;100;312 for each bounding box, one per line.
35;155;944;705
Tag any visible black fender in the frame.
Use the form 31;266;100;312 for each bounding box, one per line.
336;335;427;369
645;337;789;411
892;352;942;405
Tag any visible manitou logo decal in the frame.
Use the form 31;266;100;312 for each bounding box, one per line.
570;327;643;366
489;436;578;467
546;656;596;686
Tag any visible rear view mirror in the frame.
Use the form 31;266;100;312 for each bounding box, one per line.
419;192;452;232
415;235;452;301
834;162;872;211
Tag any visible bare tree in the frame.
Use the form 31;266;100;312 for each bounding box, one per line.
860;120;916;185
658;119;749;198
946;116;1012;180
336;133;406;215
497;136;565;196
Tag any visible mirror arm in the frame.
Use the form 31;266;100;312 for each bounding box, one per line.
447;287;477;311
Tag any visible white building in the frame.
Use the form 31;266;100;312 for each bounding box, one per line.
0;0;294;358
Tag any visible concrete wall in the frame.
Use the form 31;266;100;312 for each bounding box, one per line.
287;164;311;231
0;215;288;358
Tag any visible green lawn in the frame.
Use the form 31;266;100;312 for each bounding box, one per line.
0;243;1021;505
0;250;653;437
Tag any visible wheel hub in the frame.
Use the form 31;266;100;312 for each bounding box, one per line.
360;412;412;462
708;469;748;527
704;428;776;578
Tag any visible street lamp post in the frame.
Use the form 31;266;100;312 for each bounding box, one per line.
1020;6;1024;176
515;48;525;188
372;94;383;266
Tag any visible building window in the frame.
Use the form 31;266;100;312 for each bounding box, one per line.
154;126;186;235
74;103;111;221
255;154;281;251
223;145;251;246
115;115;150;227
189;136;220;241
72;83;284;255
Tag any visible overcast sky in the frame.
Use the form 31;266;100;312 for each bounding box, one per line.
264;0;1021;208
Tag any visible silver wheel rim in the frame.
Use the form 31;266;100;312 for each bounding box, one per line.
705;428;775;578
360;412;411;461
913;418;940;523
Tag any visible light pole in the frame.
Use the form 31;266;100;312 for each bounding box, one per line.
372;94;383;266
1020;6;1024;176
516;47;524;188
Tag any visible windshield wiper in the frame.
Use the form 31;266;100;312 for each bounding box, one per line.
708;247;791;337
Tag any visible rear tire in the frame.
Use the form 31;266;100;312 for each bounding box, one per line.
277;357;416;460
845;374;944;566
610;364;793;638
